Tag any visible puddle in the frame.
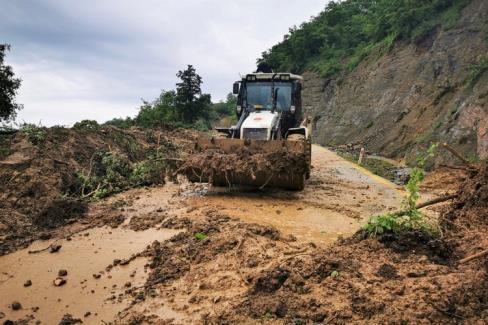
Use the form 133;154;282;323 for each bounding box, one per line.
0;226;180;324
188;195;362;244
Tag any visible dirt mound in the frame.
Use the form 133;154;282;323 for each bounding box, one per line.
441;162;488;258
119;162;488;324
0;124;195;255
176;145;309;189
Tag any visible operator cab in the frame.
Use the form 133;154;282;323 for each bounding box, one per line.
228;73;303;140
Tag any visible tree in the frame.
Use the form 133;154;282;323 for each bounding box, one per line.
175;65;211;124
0;44;22;122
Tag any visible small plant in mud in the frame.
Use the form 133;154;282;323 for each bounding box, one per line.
194;232;207;241
364;144;439;236
21;123;47;145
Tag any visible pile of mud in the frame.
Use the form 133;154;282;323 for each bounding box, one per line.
0;124;197;255
121;163;488;323
176;145;309;189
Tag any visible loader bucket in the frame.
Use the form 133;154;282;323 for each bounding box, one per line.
179;137;311;190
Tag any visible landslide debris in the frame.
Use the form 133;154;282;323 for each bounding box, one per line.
123;162;488;324
176;145;309;187
0;123;197;255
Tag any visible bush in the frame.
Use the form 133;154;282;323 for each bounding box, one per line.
73;120;101;133
21;123;47;145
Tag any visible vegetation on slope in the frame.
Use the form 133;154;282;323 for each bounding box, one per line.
258;0;471;77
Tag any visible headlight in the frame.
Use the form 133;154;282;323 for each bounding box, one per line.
290;106;296;114
236;105;242;114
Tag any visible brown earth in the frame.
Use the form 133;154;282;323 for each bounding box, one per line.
0;124;197;255
176;143;309;189
1;126;486;324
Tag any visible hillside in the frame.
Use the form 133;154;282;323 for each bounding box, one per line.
259;0;488;164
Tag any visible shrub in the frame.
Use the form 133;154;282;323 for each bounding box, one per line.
21;123;47;145
73;120;101;133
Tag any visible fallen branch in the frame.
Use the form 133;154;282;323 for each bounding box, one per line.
392;194;458;217
441;143;471;165
438;164;471;171
459;249;488;264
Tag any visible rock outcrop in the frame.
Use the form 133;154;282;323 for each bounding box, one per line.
303;0;487;164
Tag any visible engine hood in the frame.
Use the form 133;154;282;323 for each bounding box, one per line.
241;111;278;130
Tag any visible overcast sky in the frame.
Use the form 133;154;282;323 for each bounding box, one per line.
1;0;328;126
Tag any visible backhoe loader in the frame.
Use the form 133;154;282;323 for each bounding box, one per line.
187;72;311;190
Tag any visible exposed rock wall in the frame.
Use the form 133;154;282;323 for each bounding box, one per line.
303;0;488;164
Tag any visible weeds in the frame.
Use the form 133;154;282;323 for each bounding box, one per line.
21;123;47;145
73;120;101;133
466;57;488;87
364;144;439;236
0;135;12;159
194;233;207;241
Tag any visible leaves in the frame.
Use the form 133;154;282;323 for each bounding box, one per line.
194;233;207;241
0;44;22;122
364;143;439;236
258;0;470;77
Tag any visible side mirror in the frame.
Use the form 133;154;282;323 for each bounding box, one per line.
233;82;240;95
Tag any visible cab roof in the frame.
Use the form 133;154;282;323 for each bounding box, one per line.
242;73;303;82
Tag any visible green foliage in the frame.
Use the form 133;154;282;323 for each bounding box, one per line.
330;270;340;278
130;156;166;186
258;0;470;77
73;120;101;133
466;57;488;87
194;232;207;241
21;123;47;145
108;129;142;160
104;117;134;129
0;134;12;159
0;44;22;122
76;151;168;200
364;143;439;236
105;66;236;131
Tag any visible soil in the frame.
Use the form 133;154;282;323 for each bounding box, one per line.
1;126;486;324
176;144;309;188
0;125;196;255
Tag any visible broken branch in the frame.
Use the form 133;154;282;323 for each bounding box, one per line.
392;194;458;217
459;249;488;264
441;143;471;165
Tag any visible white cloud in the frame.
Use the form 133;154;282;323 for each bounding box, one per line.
1;0;328;126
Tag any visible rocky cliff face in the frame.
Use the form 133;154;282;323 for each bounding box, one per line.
303;0;487;165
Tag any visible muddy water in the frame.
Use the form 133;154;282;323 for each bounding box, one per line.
0;226;179;324
180;145;403;244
